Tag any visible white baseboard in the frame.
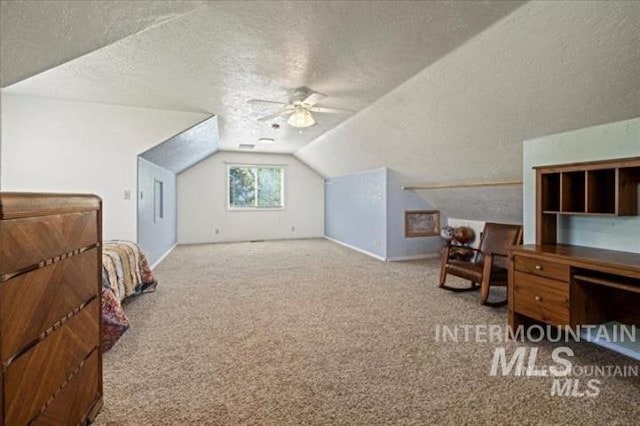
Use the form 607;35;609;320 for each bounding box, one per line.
323;236;386;261
386;253;440;262
177;236;322;245
150;244;177;269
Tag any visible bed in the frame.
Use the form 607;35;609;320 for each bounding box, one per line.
101;241;157;351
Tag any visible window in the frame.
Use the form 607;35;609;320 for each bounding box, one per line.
228;165;284;209
154;180;164;222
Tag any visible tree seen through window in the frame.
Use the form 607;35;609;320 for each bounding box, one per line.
229;166;283;208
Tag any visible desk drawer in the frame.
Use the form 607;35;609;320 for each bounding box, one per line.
513;271;569;326
515;256;570;282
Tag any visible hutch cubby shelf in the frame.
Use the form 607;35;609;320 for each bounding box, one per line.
536;157;640;245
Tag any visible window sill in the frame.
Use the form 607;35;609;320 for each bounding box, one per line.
226;207;286;212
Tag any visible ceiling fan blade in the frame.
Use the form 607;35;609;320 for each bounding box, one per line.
309;106;355;114
257;109;294;122
301;92;326;107
247;99;287;106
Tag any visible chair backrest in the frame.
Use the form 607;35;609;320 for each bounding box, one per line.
477;222;523;269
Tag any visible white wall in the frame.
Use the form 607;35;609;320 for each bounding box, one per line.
0;94;208;241
177;151;324;244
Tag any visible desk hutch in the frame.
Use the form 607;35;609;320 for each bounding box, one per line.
509;157;640;357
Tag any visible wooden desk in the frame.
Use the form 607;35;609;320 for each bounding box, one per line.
508;244;640;334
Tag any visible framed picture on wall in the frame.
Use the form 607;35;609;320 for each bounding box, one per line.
405;210;440;238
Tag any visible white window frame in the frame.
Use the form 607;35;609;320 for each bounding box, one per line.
226;164;286;211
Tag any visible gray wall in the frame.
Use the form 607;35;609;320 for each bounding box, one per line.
325;168;387;259
325;167;442;260
387;170;441;260
523;118;640;253
137;157;177;266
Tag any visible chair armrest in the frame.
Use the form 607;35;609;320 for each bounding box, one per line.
460;246;482;254
463;248;507;257
442;243;474;261
482;252;509;270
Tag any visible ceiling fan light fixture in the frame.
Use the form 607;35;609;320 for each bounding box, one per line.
287;107;316;128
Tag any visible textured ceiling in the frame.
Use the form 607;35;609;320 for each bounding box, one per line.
2;1;524;154
0;0;206;87
140;116;219;173
296;0;640;221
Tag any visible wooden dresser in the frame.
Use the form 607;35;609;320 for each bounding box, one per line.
509;157;640;354
0;193;103;425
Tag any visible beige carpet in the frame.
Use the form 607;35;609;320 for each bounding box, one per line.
95;239;639;425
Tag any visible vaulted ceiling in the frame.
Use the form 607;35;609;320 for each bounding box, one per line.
140;116;219;173
0;0;206;87
1;0;638;222
1;0;523;153
295;0;640;222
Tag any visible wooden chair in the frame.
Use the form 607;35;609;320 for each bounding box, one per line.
439;222;523;306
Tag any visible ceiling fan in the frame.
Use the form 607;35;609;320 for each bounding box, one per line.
248;87;354;128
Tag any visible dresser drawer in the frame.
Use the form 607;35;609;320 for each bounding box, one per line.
33;348;101;426
3;298;100;426
0;210;99;277
514;256;570;282
0;248;99;362
513;271;570;326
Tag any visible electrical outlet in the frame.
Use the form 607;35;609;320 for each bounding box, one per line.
123;190;131;200
291;226;295;232
214;228;220;235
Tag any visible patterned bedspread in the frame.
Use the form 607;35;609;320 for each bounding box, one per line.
102;241;157;351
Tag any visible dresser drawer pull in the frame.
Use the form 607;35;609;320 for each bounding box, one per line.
534;296;542;302
535;265;543;271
